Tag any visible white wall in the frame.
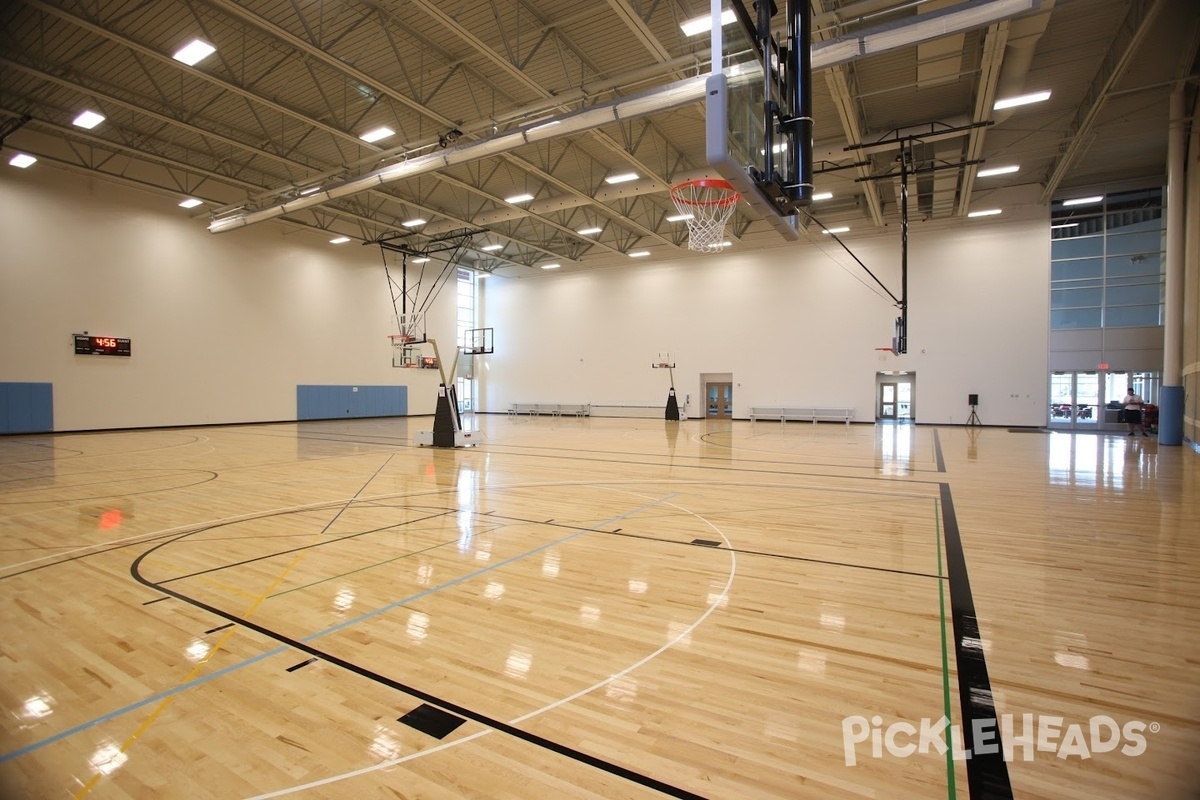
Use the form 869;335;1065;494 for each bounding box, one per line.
0;167;452;431
479;205;1051;427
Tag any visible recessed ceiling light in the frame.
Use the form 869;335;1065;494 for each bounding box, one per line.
8;154;37;168
330;236;351;244
541;263;561;270
629;250;651;258
481;244;503;252
578;227;603;235
402;218;426;227
811;192;833;201
412;257;430;264
1062;195;1104;206
666;213;693;222
604;172;639;184
993;90;1050;110
178;198;203;209
72;110;105;129
967;209;1002;218
505;193;535;204
822;226;850;234
359;126;394;143
977;165;1020;177
1050;223;1079;230
173;39;216;66
680;9;736;36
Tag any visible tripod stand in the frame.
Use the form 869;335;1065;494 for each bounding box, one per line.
966;404;981;427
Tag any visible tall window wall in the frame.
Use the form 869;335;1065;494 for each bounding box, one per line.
455;269;476;412
1050;188;1165;330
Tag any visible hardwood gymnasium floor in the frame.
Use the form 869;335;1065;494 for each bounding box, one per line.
1;415;1197;800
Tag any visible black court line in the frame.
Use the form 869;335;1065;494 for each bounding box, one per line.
933;429;946;472
939;482;1012;800
128;547;706;800
286;658;317;672
205;623;234;634
598;528;944;581
141;596;169;605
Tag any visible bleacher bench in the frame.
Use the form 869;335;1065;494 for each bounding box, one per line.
509;403;589;417
749;407;855;424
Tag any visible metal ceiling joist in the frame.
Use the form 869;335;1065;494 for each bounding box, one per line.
1039;0;1163;202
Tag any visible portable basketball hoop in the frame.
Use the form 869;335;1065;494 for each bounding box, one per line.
670;178;741;253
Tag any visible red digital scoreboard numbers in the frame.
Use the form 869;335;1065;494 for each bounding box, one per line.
74;334;132;356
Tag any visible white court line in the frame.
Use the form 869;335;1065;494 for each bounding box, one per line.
244;488;736;799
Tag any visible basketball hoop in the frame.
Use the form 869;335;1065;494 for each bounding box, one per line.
670;178;741;253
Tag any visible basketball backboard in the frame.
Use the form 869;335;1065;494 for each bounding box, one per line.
462;327;494;355
705;0;810;241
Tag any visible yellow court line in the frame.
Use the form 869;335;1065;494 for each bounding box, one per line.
73;538;320;799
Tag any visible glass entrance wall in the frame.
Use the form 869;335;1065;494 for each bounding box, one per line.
1051;370;1162;429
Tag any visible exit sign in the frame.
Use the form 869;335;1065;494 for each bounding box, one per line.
1099;363;1109;370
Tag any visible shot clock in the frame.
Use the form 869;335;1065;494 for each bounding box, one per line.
74;334;132;356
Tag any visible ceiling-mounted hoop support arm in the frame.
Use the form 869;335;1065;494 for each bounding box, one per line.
371;228;484;326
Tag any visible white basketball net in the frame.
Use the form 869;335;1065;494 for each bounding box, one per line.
671;180;741;253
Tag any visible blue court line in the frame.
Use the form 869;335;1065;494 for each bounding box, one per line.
0;494;677;764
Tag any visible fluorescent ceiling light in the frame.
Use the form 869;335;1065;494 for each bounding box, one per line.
577;227;603;235
476;271;489;278
481;244;503;252
822;226;850;234
977;165;1019;177
680;9;736;37
993;90;1051;110
8;154;37;168
1050;223;1079;229
811;192;833;201
412;257;430;264
299;185;322;195
330;236;351;244
359;126;394;143
505;193;534;204
402;218;426;227
73;110;105;129
541;263;561;270
178;198;203;209
604;172;639;184
173;39;216;66
719;241;732;247
1062;195;1103;206
629;251;651;258
967;209;1002;218
666;213;693;222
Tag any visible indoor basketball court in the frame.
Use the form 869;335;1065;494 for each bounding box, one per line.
2;0;1199;798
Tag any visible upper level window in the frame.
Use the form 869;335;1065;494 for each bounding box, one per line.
1050;188;1164;330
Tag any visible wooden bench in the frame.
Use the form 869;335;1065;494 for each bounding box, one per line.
509;403;589;417
750;406;855;425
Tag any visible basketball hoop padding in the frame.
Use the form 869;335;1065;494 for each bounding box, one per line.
671;178;741;253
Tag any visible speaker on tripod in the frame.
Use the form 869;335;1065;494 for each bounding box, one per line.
966;394;981;426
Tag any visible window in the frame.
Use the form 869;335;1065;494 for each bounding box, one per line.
1049;188;1164;330
455;269;475;412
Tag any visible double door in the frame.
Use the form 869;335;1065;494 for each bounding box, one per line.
706;382;733;419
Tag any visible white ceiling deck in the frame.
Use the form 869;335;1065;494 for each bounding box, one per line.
1;0;1196;275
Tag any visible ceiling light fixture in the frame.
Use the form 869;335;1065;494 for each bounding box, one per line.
359;126;394;143
330;236;351;244
977;165;1020;177
178;198;203;209
505;193;534;204
1050;223;1079;230
629;251;651;258
8;154;37;168
604;172;639;184
1062;195;1104;206
666;213;693;222
577;227;603;235
680;9;736;37
993;90;1051;110
402;218;426;227
811;192;833;201
482;244;503;252
412;257;430;264
173;39;216;66
299;185;322;196
72;110;105;129
967;209;1003;217
541;263;561;270
822;226;850;234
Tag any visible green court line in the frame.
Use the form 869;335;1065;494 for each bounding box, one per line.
269;537;458;597
935;498;957;800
